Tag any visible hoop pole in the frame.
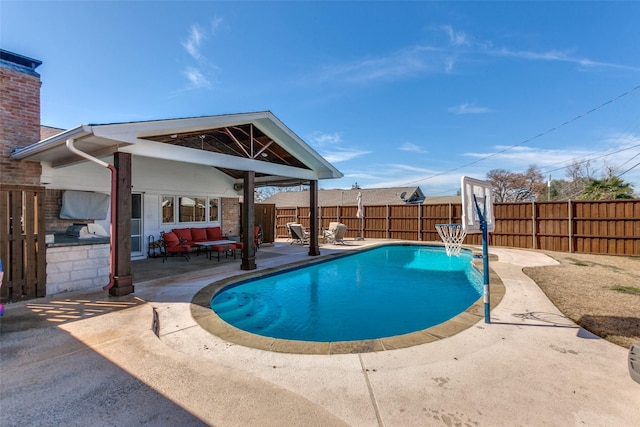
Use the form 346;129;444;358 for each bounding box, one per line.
474;195;491;324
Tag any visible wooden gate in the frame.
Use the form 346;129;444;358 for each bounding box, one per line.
0;185;46;302
239;203;276;244
255;203;276;244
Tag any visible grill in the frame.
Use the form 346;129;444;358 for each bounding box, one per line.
65;223;88;237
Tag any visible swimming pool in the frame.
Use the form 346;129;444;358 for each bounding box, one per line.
210;244;483;342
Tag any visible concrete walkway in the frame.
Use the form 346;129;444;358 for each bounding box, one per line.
1;242;638;426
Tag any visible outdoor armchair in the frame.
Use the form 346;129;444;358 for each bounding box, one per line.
324;222;347;244
161;231;191;262
289;223;309;245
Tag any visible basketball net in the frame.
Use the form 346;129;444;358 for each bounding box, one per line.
435;224;467;257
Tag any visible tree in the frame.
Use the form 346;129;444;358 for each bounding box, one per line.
255;185;307;202
486;165;546;202
558;159;596;200
579;176;634;200
486;169;512;202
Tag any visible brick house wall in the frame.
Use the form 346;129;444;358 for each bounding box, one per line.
40;125;64;140
0;52;43;186
221;197;240;237
0;54;72;232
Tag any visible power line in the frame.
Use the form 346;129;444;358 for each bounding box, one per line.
540;144;640;175
401;84;640;187
618;161;640;177
616;151;640;169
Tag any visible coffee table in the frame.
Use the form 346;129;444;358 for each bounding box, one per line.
194;240;237;261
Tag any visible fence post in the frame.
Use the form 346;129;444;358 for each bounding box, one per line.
532;200;537;249
568;200;573;253
386;205;390;239
417;204;421;241
448;203;452;223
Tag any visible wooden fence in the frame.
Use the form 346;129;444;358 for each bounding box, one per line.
274;199;640;257
0;185;47;302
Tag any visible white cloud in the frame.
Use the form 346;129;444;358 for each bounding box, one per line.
462;142;640;179
307;131;369;163
448;102;493;115
182;24;206;60
183;67;211;89
400;142;427;153
309;131;342;146
311;24;639;88
322;148;370;163
179;19;227;90
489;47;640;71
324;133;640;193
316;45;446;85
441;25;469;47
210;16;224;34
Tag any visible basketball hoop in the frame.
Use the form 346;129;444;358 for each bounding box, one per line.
435;223;467;257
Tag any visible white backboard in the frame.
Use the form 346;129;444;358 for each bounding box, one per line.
461;176;495;234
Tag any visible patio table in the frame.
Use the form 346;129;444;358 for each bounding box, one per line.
193;240;237;261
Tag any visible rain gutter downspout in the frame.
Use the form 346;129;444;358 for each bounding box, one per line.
66;138;116;290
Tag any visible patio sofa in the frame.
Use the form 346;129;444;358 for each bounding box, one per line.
172;226;224;247
161;226;261;261
162;226;235;262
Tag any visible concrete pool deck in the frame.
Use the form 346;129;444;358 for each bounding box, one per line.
1;240;638;426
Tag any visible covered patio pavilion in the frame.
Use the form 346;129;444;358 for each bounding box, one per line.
11;111;342;296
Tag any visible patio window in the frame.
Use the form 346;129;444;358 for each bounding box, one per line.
178;196;206;222
161;195;220;224
209;198;219;222
161;196;174;223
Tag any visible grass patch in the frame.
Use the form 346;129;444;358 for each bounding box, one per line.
611;285;640;295
564;257;623;272
566;258;591;266
527;251;640;348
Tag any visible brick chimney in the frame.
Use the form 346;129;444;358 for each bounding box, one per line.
0;49;43;185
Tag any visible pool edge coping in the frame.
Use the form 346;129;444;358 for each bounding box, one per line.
190;242;505;355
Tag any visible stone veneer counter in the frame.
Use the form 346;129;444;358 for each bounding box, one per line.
45;233;111;295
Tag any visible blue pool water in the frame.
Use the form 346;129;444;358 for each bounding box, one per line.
210;245;483;342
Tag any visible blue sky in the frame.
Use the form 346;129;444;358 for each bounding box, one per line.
2;1;640;196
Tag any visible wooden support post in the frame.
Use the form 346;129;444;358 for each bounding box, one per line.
308;180;320;256
241;170;257;270
110;152;134;296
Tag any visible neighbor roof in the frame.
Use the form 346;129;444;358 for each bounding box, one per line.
13;111;343;187
263;187;426;206
422;195;462;204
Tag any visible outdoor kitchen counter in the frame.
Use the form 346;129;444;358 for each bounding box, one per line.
45;233;111;295
46;232;110;248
